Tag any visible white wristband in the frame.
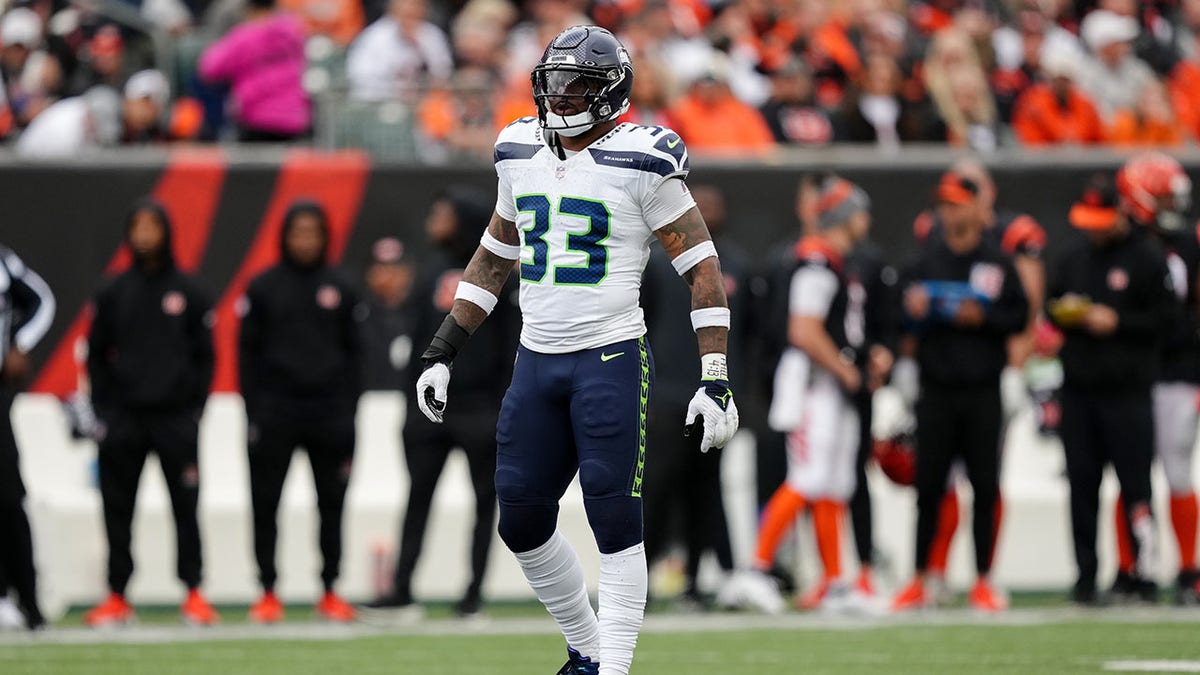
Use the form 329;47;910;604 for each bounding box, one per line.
671;241;718;275
700;353;728;382
480;230;521;260
691;307;731;331
454;281;499;315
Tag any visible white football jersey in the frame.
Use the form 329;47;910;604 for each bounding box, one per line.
494;118;695;353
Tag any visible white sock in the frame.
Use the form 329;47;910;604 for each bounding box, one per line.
513;531;600;660
598;542;648;675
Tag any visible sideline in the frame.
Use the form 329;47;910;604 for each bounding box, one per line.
2;607;1199;647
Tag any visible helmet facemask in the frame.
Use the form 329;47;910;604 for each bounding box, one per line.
1118;152;1193;232
1156;174;1193;232
532;60;630;137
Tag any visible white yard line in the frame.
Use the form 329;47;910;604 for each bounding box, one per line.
1104;661;1200;672
1;607;1199;647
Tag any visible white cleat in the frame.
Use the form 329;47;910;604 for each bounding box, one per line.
720;570;787;615
0;597;25;631
816;581;854;613
842;586;888;616
925;575;954;608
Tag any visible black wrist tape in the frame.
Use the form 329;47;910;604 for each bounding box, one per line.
421;315;471;364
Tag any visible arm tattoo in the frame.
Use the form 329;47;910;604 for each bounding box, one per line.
690;258;729;356
654;206;711;260
655;207;729;357
450;214;518;334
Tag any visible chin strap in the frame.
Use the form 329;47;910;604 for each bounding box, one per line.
550;131;566;161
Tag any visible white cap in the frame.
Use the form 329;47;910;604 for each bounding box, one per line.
124;69;170;109
1040;41;1077;79
1;8;43;48
1081;9;1139;51
694;51;731;85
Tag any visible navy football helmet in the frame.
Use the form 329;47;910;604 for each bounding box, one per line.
531;25;634;137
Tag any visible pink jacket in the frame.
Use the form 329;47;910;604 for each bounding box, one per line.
199;14;310;135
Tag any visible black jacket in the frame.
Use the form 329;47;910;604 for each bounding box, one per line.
88;205;214;414
905;236;1029;387
239;204;364;419
360;298;413;392
1049;230;1174;392
846;239;900;356
1156;226;1200;384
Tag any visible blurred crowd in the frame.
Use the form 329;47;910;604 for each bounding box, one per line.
6;0;1200;157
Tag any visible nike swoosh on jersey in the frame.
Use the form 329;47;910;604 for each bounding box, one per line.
600;351;625;362
667;138;681;148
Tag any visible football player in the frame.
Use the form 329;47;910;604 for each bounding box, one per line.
735;176;878;612
412;26;738;675
1109;152;1200;604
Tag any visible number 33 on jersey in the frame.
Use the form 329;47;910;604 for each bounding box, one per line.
493;118;694;354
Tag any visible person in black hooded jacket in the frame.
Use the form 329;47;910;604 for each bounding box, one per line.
239;200;364;623
84;198;218;627
362;187;519;619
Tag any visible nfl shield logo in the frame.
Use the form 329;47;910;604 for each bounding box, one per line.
1108;268;1129;291
969;263;1005;300
555;165;567;180
162;291;187;316
317;285;342;309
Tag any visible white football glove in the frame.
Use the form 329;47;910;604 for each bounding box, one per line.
685;383;740;453
415;362;451;423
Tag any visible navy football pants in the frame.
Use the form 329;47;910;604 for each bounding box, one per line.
495;337;653;555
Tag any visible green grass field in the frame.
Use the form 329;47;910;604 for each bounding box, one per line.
3;609;1200;674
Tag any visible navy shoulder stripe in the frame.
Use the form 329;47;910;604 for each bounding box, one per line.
494;142;542;163
588;149;685;177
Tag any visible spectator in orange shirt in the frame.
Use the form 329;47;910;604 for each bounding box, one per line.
416;68;500;162
755;0;861;110
668;56;775;153
491;76;536;132
1107;81;1185;147
277;0;364;46
1168;7;1200;141
1011;44;1105;146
